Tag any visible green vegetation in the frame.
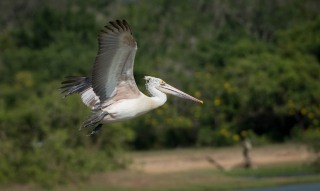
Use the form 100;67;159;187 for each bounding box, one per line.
0;0;319;186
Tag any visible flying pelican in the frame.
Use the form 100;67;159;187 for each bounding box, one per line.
60;20;203;135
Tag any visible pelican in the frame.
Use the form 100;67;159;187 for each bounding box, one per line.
60;20;203;135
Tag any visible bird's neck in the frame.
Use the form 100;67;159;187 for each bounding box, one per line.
146;86;167;108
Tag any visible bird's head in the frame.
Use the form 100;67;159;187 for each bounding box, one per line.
144;76;203;104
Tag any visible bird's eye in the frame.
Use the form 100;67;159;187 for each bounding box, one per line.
160;80;165;84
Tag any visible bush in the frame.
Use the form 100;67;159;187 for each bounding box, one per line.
0;7;133;186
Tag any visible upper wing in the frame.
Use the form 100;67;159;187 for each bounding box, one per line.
92;20;140;103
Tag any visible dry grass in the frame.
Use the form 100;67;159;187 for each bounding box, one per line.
129;143;311;173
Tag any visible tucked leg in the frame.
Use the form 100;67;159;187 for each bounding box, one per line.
80;110;108;130
87;124;103;136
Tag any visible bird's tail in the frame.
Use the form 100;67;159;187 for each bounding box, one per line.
60;76;91;98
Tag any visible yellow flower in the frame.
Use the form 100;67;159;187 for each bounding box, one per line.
308;112;314;119
241;130;247;137
214;97;221;106
300;108;307;115
223;82;231;92
195;91;201;98
232;134;240;142
224;82;231;90
219;128;230;137
287;100;295;107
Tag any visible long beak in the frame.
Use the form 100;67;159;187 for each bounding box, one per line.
159;83;203;104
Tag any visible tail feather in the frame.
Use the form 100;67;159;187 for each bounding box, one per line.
60;76;91;98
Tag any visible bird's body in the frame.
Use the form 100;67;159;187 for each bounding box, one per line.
101;92;165;123
60;20;202;135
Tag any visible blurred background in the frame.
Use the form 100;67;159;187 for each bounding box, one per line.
0;0;319;190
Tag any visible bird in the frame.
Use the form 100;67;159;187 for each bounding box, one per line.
60;19;203;135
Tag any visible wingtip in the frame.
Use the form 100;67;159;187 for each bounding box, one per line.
107;20;130;33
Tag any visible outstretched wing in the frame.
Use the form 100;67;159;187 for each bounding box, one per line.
92;20;140;104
